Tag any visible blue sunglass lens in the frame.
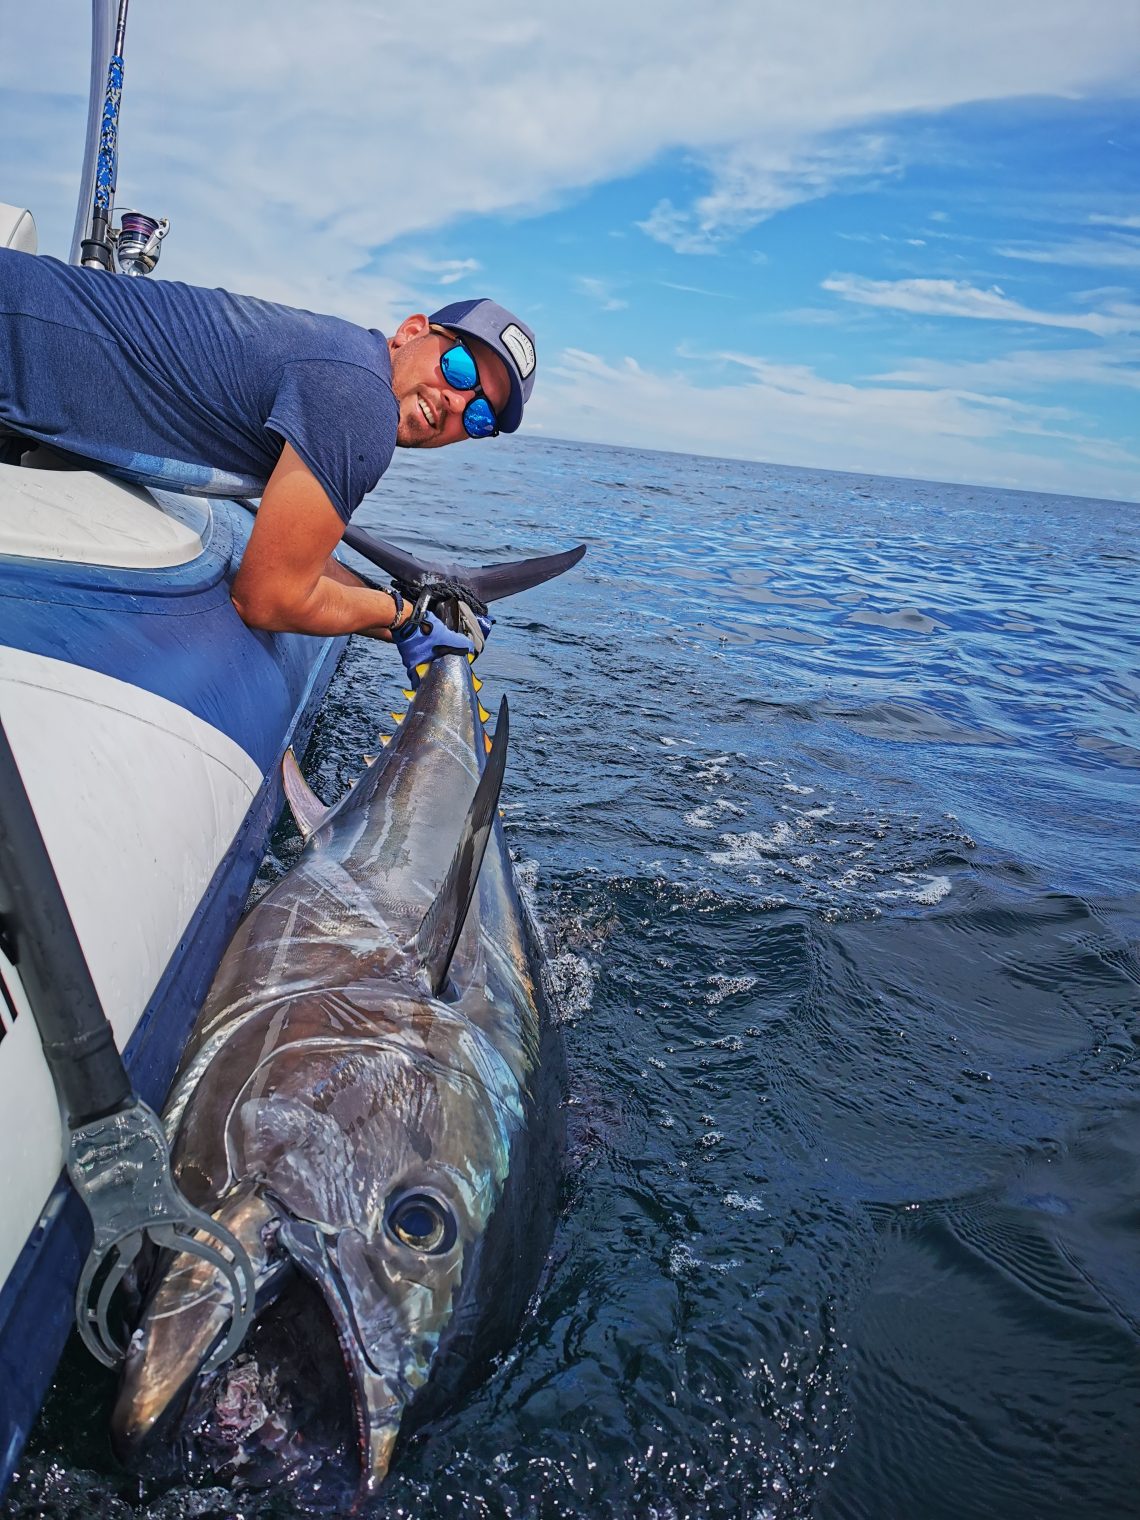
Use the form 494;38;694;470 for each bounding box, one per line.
440;343;479;391
463;398;498;438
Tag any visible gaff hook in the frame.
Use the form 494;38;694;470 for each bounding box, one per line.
0;712;255;1376
68;1102;255;1372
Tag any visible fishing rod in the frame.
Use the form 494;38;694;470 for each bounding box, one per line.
79;0;129;271
73;0;169;276
0;717;254;1372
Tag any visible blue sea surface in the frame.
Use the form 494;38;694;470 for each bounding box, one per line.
9;439;1140;1519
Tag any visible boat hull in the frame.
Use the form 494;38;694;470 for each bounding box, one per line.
0;482;345;1492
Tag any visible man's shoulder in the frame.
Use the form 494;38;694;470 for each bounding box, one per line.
267;343;399;503
275;350;396;415
213;289;389;372
141;277;387;382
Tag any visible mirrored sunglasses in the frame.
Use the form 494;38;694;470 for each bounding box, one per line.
433;327;500;439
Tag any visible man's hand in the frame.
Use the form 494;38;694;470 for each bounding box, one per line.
231;443;404;638
392;609;476;688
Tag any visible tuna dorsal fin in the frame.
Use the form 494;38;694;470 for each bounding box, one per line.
414;697;509;995
281;748;330;840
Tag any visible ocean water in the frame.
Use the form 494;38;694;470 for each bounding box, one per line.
7;439;1139;1519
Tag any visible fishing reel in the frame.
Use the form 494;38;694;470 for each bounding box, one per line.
111;209;169;276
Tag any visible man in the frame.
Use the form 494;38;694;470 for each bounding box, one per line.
0;246;536;673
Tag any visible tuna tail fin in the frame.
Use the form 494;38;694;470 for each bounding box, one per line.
340;526;586;606
414;697;509;995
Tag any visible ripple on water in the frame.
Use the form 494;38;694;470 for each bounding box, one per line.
826;699;1013;747
703;794;972;922
706;973;759;1006
684;797;745;829
846;607;941;634
544;951;599;1024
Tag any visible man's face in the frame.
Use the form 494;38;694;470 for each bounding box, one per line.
389;316;511;449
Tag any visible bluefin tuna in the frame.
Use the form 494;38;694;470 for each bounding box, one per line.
110;539;583;1500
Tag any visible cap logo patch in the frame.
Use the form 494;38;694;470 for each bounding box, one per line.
500;323;535;379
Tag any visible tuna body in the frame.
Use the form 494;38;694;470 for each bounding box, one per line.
112;652;564;1497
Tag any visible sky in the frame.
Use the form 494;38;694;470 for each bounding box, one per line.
2;0;1139;501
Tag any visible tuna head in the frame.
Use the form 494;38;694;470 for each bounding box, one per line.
111;1009;523;1499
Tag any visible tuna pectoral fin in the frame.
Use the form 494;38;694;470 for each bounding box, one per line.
282;747;330;840
112;1189;288;1456
414;696;509;996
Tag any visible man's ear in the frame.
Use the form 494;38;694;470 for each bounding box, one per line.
390;313;430;348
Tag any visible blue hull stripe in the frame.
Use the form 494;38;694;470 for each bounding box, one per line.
0;498;332;772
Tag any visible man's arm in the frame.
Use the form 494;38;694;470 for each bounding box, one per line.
230;443;405;639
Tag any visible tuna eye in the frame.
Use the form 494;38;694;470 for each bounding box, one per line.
386;1193;457;1255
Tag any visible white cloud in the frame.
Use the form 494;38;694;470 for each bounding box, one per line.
575;276;627;311
1074;285;1136;304
638;201;719;257
638;135;897;252
409;257;483;287
659;280;736;299
525;345;1140;500
876;347;1140;392
3;0;1139;295
717;349;1078;434
823;274;1140;336
1089;213;1140;230
997;235;1140;269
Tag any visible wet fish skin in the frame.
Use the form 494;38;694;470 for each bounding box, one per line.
111;647;564;1496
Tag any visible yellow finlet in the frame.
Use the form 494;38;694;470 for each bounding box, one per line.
472;675;483;692
363;753;378;766
477;702;491;723
484;731;493;754
415;662;430;679
379;735;392;747
402;688;416;702
467;651;476;665
392;711;405;725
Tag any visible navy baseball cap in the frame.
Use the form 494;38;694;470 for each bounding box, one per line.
428;298;536;433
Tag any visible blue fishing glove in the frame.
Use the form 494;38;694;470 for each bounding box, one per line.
392;608;474;687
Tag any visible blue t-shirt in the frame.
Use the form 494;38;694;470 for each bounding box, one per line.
0;248;397;523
